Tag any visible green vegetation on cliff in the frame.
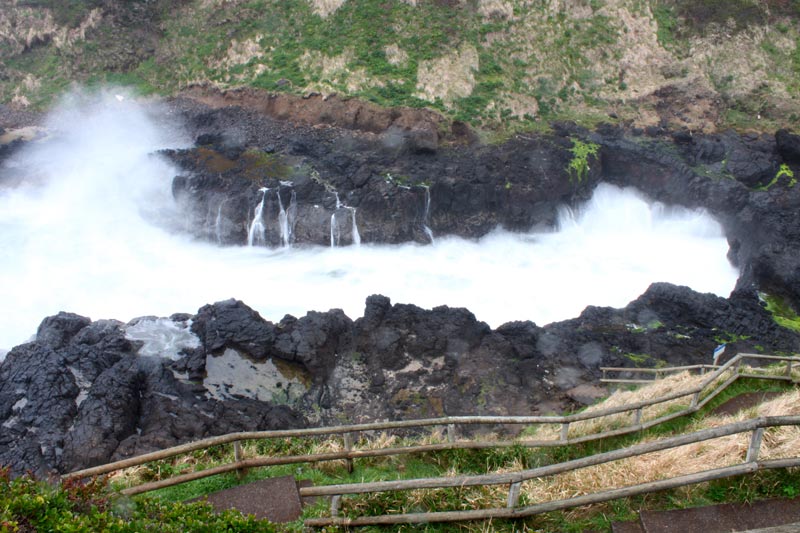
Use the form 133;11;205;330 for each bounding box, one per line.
2;1;800;130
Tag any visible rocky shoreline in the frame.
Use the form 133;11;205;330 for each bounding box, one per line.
2;91;800;476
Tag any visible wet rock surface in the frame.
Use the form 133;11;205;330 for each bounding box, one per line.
0;310;305;477
164;95;583;247
165;95;800;319
1;282;798;476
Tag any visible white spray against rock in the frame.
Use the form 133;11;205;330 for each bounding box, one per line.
0;91;739;351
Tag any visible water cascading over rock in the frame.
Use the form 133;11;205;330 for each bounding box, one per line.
246;187;269;247
329;192;361;247
420;184;434;244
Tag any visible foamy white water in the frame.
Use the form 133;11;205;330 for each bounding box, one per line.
0;92;739;353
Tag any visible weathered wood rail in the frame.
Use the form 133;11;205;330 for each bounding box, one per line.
63;352;799;512
303;415;800;527
600;363;719;383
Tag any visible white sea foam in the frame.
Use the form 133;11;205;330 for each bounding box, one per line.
125;318;200;360
0;91;739;353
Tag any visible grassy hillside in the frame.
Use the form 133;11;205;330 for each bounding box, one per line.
2;0;800;132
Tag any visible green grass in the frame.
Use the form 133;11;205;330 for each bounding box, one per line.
763;293;800;332
0;467;278;532
756;164;797;191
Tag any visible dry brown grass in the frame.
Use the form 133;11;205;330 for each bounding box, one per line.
533;370;713;441
521;389;800;507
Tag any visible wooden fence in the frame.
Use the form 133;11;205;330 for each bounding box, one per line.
63;352;799;509
303;415;800;527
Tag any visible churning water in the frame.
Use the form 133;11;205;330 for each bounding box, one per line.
0;92;739;353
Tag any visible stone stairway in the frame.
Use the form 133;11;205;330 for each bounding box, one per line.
612;497;800;532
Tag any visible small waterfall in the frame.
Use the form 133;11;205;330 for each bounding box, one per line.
351;208;361;246
329;192;360;247
330;212;340;247
214;199;226;244
286;190;297;246
277;189;288;247
246;188;268;247
421;185;434;244
330;192;341;247
276;188;296;248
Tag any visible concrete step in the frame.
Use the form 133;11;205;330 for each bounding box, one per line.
638;497;800;533
741;522;800;532
193;475;307;523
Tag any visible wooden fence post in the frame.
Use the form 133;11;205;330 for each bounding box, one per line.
746;428;765;463
344;433;355;473
633;408;643;427
507;482;522;508
233;441;245;480
447;424;457;443
330;495;341;517
560;423;570;443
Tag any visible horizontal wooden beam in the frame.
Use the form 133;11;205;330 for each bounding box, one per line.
301;416;800;498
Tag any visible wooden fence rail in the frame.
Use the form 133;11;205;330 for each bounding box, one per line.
600;364;719;383
304;415;800;527
64;353;799;500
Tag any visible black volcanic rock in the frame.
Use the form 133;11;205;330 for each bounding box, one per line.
0;311;306;477
2;280;799;475
191;299;277;360
165;98;585;247
776;129;800;164
721;133;777;188
35;312;92;350
273;309;353;381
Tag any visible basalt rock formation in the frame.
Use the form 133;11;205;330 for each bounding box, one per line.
1;282;798;476
0;311;304;478
165;94;582;247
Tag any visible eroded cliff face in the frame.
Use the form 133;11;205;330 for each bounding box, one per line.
2;0;800;133
162;90;800;315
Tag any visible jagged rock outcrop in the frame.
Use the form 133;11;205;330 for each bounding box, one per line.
0;311;305;478
2;281;797;476
595;124;800;308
